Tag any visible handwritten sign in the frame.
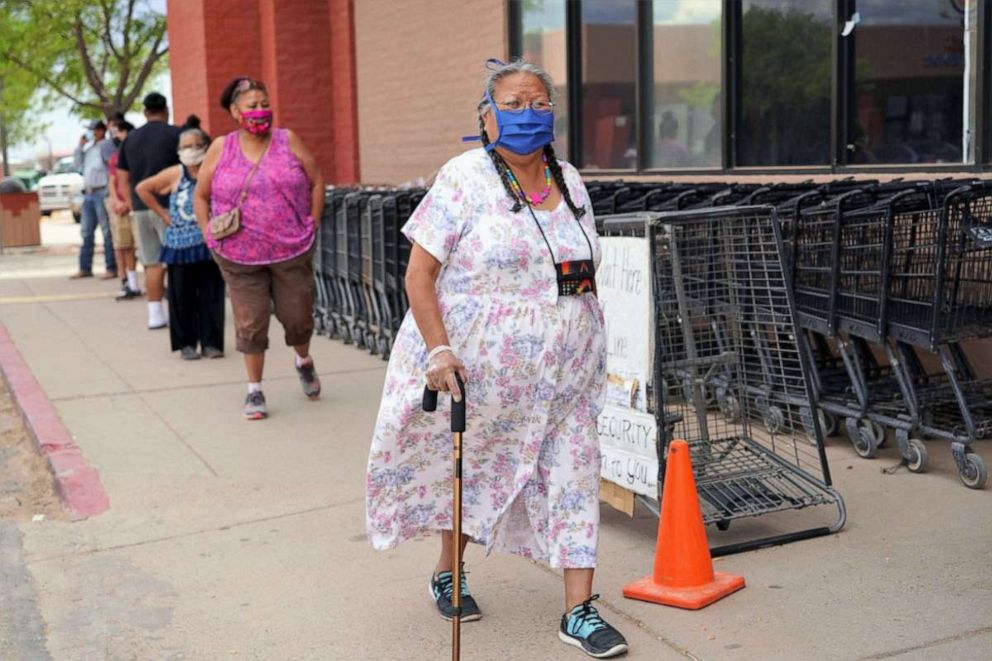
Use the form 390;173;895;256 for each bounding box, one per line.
597;236;656;500
597;405;659;498
598;237;652;412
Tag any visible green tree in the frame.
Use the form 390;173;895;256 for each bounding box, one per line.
0;0;168;119
0;66;39;174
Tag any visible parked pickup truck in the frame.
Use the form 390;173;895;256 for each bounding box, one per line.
37;157;84;222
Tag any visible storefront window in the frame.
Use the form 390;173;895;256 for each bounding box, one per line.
850;0;967;164
649;0;723;169
519;0;570;159
739;0;833;166
581;0;637;170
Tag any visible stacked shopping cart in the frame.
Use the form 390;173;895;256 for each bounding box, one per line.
587;177;991;491
313;187;424;359
314;177;990;497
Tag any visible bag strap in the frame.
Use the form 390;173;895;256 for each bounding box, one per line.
236;136;272;209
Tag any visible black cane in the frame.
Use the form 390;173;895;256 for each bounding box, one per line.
423;374;466;661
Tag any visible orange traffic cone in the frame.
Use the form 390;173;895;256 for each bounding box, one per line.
622;439;745;609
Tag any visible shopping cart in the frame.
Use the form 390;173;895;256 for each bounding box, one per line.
599;208;846;556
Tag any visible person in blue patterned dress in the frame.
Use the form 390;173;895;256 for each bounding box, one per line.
136;118;226;360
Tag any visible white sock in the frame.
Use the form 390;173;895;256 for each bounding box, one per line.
126;270;138;290
247;382;263;394
295;355;312;368
148;301;166;326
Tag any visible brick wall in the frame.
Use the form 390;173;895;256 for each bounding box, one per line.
167;0;358;183
354;0;507;185
167;0;263;137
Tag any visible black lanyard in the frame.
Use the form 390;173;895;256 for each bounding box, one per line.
524;202;597;296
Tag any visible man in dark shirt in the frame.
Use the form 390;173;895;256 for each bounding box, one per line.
117;92;182;330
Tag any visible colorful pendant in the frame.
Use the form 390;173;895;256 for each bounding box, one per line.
507;154;553;206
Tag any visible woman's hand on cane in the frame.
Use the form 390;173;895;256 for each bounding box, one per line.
427;350;467;402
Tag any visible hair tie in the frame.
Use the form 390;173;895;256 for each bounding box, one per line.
485;58;507;70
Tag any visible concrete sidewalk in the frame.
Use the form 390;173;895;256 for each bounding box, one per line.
0;245;990;660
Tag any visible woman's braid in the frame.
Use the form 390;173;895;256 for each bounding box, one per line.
479;116;525;213
543;144;586;220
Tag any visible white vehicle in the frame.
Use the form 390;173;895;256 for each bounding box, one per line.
37;157;84;222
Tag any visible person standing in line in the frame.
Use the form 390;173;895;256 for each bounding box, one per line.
136;119;225;360
106;119;142;299
193;76;324;420
117;92;182;329
365;59;628;659
70;120;117;280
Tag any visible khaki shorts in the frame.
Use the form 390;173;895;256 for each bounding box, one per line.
104;196;135;249
213;248;315;354
133;209;166;266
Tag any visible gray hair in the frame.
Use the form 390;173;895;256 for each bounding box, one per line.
179;126;210;147
477;58;557;115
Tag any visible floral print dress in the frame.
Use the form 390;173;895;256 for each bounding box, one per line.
366;148;607;569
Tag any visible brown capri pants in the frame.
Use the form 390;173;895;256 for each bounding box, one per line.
213;248;315;354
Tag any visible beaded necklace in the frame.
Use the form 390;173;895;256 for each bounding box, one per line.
505;153;553;206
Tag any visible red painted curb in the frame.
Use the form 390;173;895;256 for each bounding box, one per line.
0;323;110;520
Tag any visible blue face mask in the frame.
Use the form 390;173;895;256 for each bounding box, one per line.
464;92;555;156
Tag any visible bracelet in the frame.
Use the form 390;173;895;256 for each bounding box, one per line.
427;345;454;363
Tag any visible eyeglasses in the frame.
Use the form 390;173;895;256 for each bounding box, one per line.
493;99;555;115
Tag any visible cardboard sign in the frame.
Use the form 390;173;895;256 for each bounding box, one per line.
598;237;652;411
597;235;657;503
597;405;659;499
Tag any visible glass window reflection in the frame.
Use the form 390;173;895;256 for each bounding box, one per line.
649;0;723;169
739;0;833;166
850;0;967;164
581;0;637;170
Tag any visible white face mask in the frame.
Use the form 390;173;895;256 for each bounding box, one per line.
178;146;207;167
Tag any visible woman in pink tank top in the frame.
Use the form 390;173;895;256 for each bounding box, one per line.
194;77;325;420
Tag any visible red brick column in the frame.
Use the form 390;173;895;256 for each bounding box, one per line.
166;0;262;137
166;0;359;182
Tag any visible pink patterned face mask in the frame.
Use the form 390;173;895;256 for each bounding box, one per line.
240;109;273;135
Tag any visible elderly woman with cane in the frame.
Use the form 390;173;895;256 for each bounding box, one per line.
366;59;628;658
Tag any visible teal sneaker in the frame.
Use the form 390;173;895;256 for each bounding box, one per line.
429;568;482;622
559;595;628;658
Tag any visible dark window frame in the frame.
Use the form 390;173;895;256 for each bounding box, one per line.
507;0;991;175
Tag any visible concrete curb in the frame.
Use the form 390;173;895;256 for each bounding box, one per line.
0;322;109;520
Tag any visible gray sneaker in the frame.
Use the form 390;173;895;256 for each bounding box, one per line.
244;391;268;420
180;346;201;361
202;347;224;359
296;358;321;400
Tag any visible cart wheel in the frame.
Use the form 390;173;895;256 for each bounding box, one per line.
341;326;353;345
959;453;989;490
764;405;785;434
846;418;877;459
718;393;741;422
821;410;839;437
870;420;887;448
377;337;389;358
367;332;378;355
906;438;927;474
716;520;731;531
755;396;770;417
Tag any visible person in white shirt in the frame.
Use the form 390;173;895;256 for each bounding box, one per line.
70;120;118;279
